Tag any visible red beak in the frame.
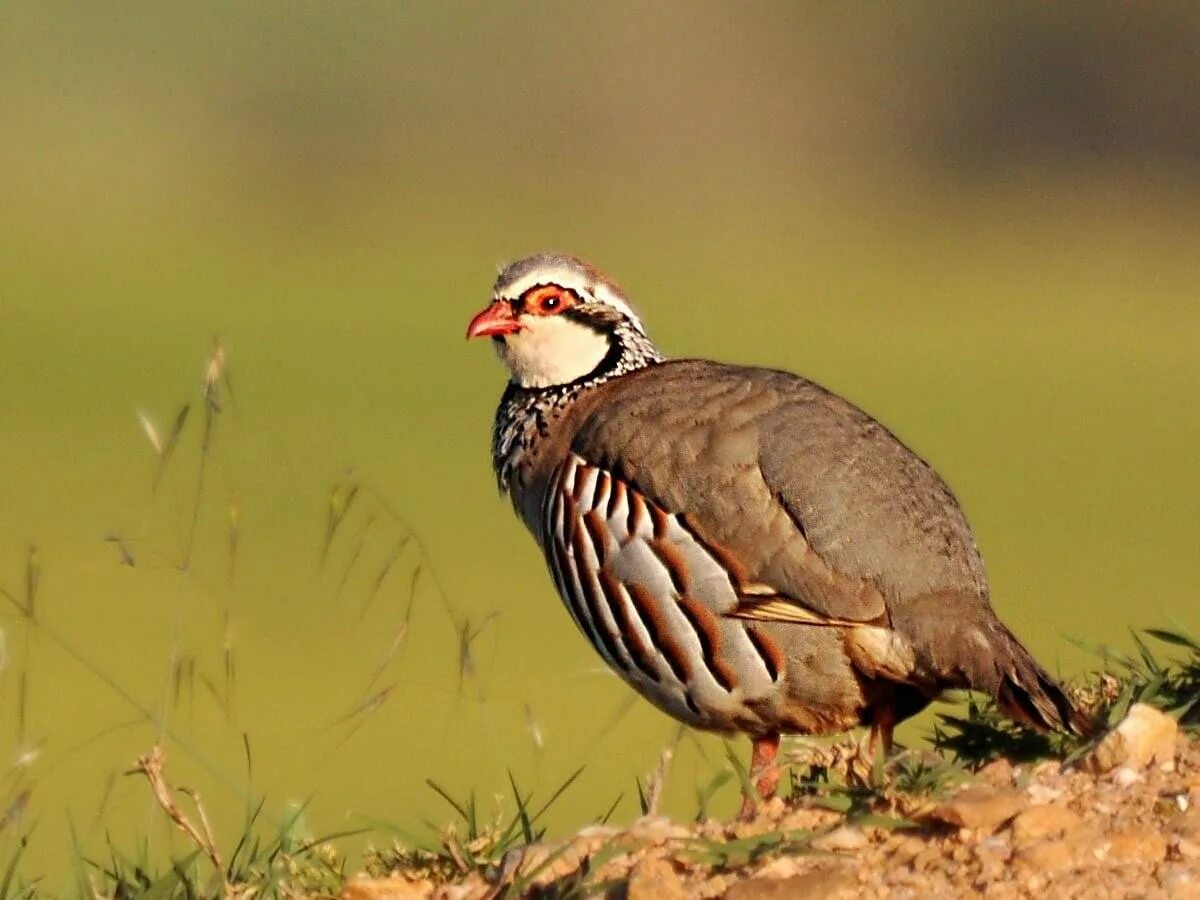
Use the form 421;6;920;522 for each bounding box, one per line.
466;301;521;339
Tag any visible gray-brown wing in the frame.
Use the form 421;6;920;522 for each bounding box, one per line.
571;359;989;625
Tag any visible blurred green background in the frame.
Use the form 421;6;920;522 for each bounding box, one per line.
2;2;1198;881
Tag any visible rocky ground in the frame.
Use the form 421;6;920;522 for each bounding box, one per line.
341;703;1200;899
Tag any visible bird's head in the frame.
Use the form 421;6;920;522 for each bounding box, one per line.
467;253;658;389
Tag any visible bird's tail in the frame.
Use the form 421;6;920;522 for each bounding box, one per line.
894;595;1096;736
971;620;1095;736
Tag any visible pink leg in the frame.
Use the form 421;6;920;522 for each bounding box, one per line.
869;707;896;761
739;732;781;818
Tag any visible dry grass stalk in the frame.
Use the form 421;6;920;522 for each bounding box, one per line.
0;789;30;833
203;337;227;411
645;746;673;816
130;744;227;885
227;500;241;585
24;546;38;620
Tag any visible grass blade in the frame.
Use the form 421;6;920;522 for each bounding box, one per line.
529;766;584;827
0;835;29;900
1145;628;1200;652
635;777;649;816
152;404;191;490
425;780;470;824
597;793;623;826
23;548;38;620
507;770;534;845
724;740;756;808
695;769;733;821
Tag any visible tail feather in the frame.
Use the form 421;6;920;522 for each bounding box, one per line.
893;594;1096;736
982;622;1095;736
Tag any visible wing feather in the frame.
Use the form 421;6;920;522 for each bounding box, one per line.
569;360;990;625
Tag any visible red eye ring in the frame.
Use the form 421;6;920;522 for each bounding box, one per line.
520;285;574;314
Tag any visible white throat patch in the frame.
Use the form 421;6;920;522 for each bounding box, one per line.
496;315;612;389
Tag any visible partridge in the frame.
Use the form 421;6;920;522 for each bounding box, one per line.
468;253;1088;808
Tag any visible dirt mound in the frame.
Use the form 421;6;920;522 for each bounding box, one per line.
347;705;1200;899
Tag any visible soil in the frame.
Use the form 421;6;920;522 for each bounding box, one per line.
343;709;1200;899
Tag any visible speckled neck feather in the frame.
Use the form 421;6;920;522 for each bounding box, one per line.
491;320;663;492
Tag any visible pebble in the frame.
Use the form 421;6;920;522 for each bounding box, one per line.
1087;703;1178;773
437;880;488;900
888;835;925;865
626;857;685;900
1114;766;1143;787
627;816;690;844
979;758;1014;786
1176;836;1200;859
1106;827;1168;865
341;875;433;900
724;866;856;900
1161;869;1200;899
812;825;868;853
1016;838;1077;875
974;835;1011;881
1010;803;1081;845
930;787;1025;833
1025;783;1063;804
752;856;802;880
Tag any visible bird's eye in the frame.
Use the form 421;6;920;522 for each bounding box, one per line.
543;296;561;310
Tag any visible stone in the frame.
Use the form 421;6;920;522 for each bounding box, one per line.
1106;827;1168;865
974;834;1012;882
977;834;1012;858
1177;836;1200;860
627;816;690;845
811;825;868;853
889;835;925;865
1010;804;1082;846
626;857;685;900
1032;760;1062;778
341;875;433;900
760;797;787;820
1161;868;1200;899
930;787;1026;834
752;856;803;880
912;845;942;872
979;758;1015;786
1026;783;1063;805
435;877;489;900
1113;766;1142;788
724;866;857;900
1016;839;1077;875
514;840;591;888
1087;704;1177;774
